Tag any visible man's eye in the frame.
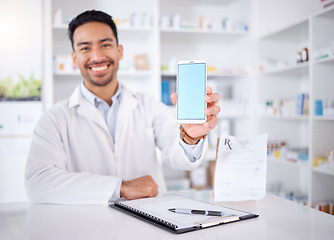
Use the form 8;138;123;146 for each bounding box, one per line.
102;44;111;48
80;47;89;51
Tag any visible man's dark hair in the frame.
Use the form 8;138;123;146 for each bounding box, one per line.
68;10;118;50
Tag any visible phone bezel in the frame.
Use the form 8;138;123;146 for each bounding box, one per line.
176;60;207;124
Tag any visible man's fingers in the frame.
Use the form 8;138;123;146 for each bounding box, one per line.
206;86;213;95
170;93;177;105
171;89;220;106
205;105;221;116
204;116;219;129
205;92;220;104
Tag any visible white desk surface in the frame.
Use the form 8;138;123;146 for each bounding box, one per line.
1;191;334;240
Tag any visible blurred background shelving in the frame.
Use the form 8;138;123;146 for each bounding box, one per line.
1;0;333;216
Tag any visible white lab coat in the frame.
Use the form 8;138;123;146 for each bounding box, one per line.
25;84;207;205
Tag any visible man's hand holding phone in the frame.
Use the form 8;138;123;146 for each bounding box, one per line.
171;86;220;144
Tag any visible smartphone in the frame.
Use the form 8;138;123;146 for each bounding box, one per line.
177;60;207;124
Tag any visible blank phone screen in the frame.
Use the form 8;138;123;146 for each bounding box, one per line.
177;62;206;120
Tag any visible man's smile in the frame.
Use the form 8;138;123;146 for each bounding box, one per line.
86;61;113;75
91;65;108;72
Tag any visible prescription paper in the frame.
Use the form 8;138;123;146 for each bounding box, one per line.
214;134;267;202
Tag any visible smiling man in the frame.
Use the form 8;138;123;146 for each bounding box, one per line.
25;10;221;204
70;18;122;104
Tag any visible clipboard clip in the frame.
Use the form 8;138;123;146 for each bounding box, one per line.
200;216;240;228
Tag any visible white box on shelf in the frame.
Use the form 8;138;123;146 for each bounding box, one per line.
313;47;331;60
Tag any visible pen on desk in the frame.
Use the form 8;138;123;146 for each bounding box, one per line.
168;208;226;217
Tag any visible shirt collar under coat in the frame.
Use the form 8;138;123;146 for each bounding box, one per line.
79;81;122;108
68;81;138;135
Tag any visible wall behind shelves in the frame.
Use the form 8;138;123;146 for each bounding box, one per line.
0;0;42;82
160;0;250;28
51;0;156;25
256;0;323;38
0;0;43;202
312;172;334;203
313;121;334;156
313;63;334;99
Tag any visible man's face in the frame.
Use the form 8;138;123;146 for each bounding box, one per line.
72;21;123;87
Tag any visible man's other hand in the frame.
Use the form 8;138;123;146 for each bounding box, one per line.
120;175;159;200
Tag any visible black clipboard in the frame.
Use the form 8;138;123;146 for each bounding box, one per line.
109;195;259;234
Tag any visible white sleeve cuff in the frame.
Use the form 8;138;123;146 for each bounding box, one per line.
179;137;205;162
109;179;122;202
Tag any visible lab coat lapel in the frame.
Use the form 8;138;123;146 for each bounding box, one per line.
68;86;109;133
115;86;138;141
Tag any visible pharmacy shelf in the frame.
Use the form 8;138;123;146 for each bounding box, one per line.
54;20;248;36
312;3;334;19
160;71;175;77
310;5;334;208
259;18;308;40
160;28;249;35
165;108;249;120
222;114;250;119
259;115;309;121
118;70;154;76
54;70;154;77
259;62;309;77
53;24;68;29
54;71;80;76
53;24;154;32
161;71;249;78
312;168;334;177
313;56;334;65
257;14;312;207
268;157;305;168
313;116;334;121
117;26;154;32
207;73;249;77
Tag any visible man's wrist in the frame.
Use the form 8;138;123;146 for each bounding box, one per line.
179;125;207;145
